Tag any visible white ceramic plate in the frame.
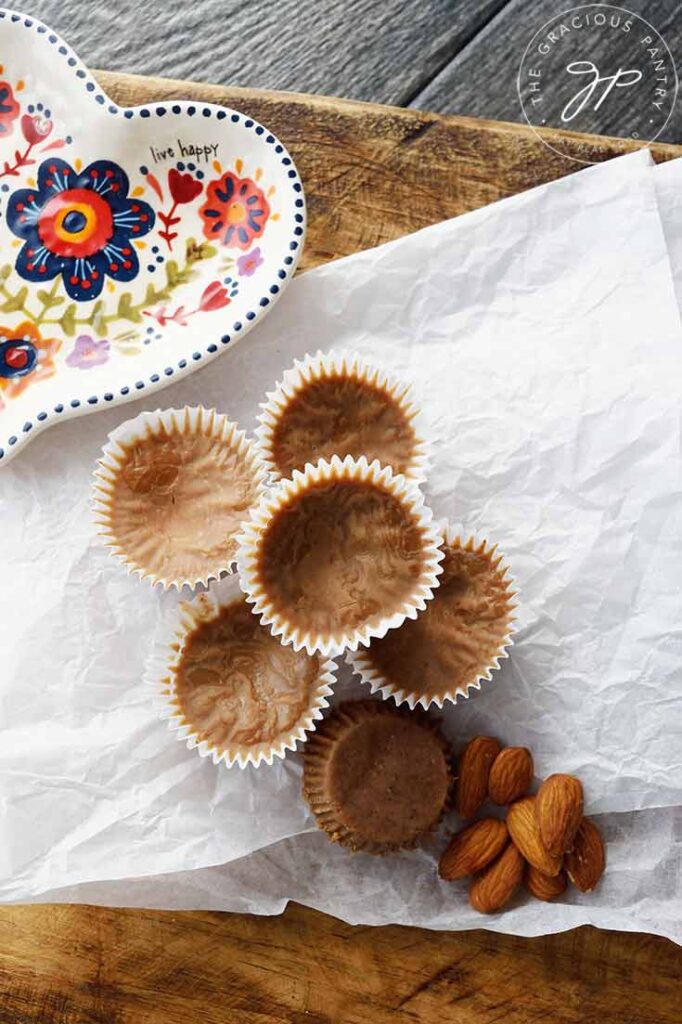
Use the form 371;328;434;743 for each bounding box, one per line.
0;7;305;464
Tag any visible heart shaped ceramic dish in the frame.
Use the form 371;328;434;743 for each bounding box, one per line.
0;8;305;464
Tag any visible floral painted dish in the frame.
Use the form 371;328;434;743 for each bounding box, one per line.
0;8;305;464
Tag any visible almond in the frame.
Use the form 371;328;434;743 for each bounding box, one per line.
469;842;524;913
488;746;534;805
564;818;605;892
455;736;501;819
535;774;583;856
439;818;508;881
525;863;567;901
506;796;562;876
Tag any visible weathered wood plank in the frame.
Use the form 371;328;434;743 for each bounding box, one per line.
20;0;682;144
0;902;679;1024
23;0;508;107
412;0;682;144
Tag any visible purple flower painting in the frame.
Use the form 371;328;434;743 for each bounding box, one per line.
236;246;264;277
66;333;110;369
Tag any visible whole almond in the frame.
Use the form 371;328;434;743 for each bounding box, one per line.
455;736;501;819
488;747;534;805
506;796;562;876
535;774;583;856
565;818;605;892
439;818;508;881
469;842;524;914
525;863;567;902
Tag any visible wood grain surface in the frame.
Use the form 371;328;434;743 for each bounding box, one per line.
1;73;679;1022
1;902;680;1024
24;0;509;108
413;0;682;144
20;1;682;143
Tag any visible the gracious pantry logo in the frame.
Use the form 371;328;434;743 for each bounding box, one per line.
517;5;677;162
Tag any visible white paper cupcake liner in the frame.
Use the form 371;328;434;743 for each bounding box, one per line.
144;574;337;769
236;453;444;657
346;524;518;709
92;406;269;591
255;350;430;486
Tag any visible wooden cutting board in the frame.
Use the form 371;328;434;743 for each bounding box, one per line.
0;72;679;1024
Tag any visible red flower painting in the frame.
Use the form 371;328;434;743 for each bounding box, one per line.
199;171;270;250
21;112;52;146
168;167;203;205
156;167;204;251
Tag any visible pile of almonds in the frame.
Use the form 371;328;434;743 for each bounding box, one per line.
439;737;606;914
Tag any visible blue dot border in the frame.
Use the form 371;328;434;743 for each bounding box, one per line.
0;10;306;463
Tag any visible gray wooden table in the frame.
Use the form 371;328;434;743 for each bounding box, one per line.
21;0;682;142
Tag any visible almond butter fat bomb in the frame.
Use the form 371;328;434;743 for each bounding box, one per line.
349;534;515;706
303;700;451;854
257;352;426;483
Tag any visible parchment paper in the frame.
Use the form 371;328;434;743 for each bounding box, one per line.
1;149;681;941
656;154;682;311
21;807;682;944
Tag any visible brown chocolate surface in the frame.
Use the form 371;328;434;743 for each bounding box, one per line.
269;371;418;477
304;701;450;851
175;599;322;749
107;428;261;582
257;478;426;637
367;541;513;698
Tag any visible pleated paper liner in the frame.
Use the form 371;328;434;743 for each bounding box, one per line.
236;454;444;657
255;350;429;485
302;699;453;854
346;526;517;709
92;406;269;591
145;574;337;769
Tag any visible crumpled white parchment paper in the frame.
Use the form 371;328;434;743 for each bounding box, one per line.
1;148;681;942
21;807;681;944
